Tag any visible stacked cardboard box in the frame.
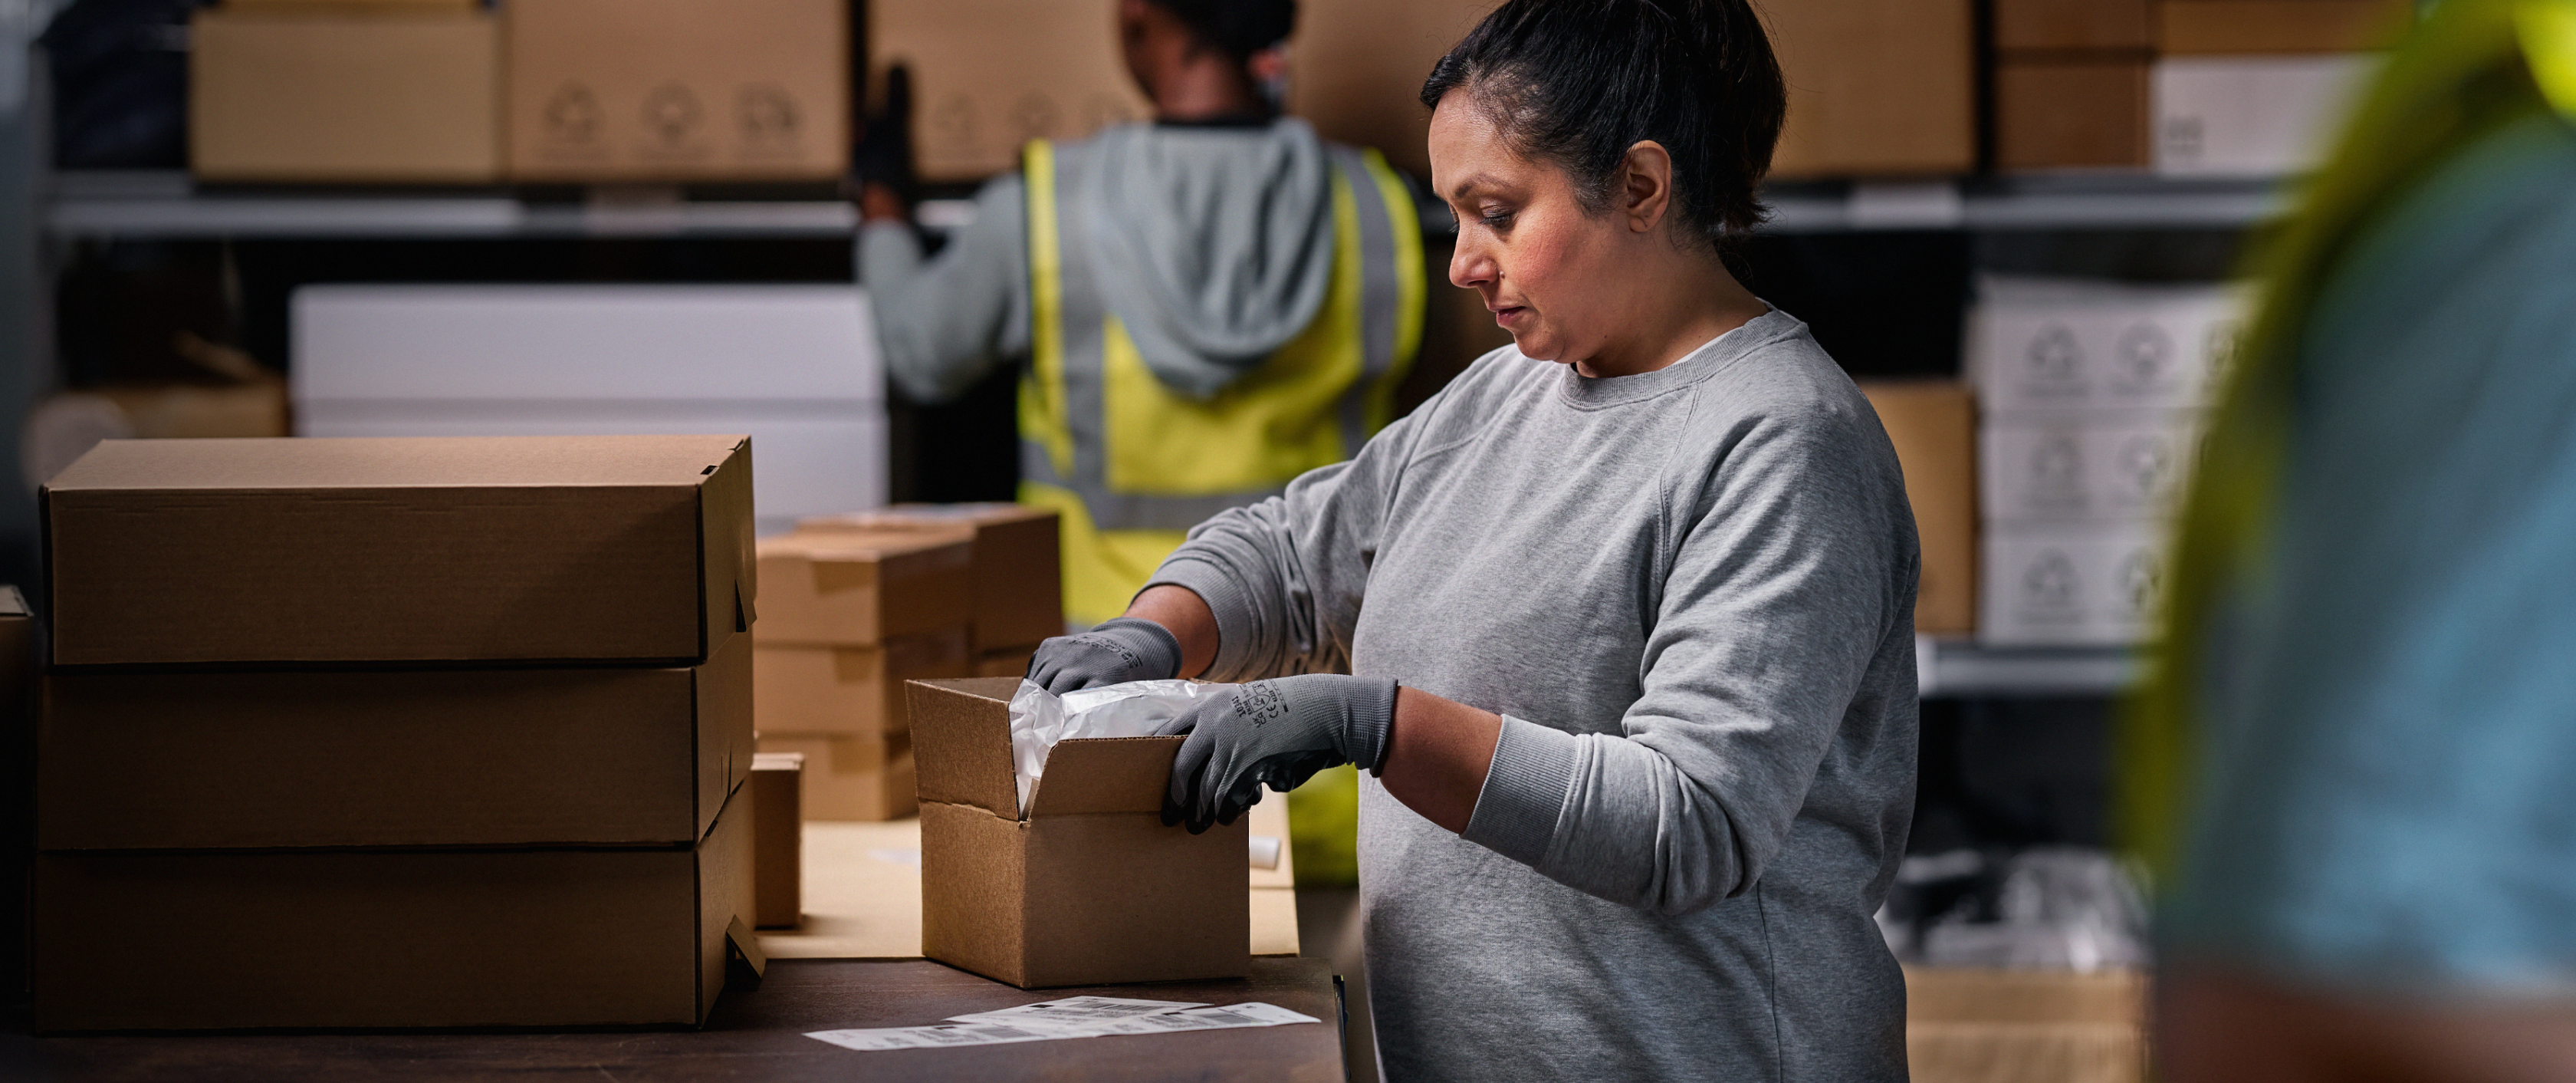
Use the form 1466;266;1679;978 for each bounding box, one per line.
190;1;501;183
1970;278;2245;646
31;435;757;1031
1993;0;2156;171
1907;966;2147;1083
798;503;1066;667
1858;383;1979;637
2153;0;2409;176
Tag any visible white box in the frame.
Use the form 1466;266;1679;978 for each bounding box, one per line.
2154;54;2377;177
1970;276;2250;413
1980;524;2169;647
1980;411;2205;523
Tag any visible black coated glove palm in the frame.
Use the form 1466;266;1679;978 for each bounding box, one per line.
1152;674;1398;834
1024;617;1184;694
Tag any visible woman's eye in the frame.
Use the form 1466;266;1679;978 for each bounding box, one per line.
1480;208;1515;229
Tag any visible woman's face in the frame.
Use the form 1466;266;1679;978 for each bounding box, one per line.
1428;91;1635;365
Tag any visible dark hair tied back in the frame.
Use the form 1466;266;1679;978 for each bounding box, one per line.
1148;0;1298;64
1420;0;1786;248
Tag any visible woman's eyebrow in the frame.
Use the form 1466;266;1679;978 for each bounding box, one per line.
1447;173;1510;201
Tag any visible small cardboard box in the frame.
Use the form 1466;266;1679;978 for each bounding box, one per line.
1970;277;2249;413
40;634;751;851
506;0;849;182
1980;411;2206;524
756;532;974;647
34;783;752;1032
869;0;1148;182
43;435;754;667
1996;58;2152;173
1284;0;1497;180
2154;54;2378;178
2158;0;2411;54
1760;0;1976;178
799;503;1064;650
908;677;1247;988
754;732;917;821
754;626;971;738
1858;382;1978;637
1980;522;2167;647
1907;966;2146;1083
750;752;803;928
189;8;501;183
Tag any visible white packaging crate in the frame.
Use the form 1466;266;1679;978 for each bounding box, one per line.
2154;54;2378;178
1980;523;2170;647
1980;410;2206;523
1970;276;2251;413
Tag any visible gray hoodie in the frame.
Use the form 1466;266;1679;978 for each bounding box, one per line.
860;118;1340;403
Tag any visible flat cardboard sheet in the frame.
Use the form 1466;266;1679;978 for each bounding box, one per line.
753;628;971;738
41;632;751;850
44;435;753;667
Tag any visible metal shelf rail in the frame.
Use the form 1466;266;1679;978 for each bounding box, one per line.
1916;636;2144;698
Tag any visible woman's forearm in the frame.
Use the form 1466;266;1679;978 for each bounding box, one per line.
1381;686;1502;834
1125;584;1222;678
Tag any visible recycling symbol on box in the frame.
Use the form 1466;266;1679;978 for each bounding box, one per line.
2112;324;2173;389
543;84;604;145
2025;324;2082;384
642;84;705;147
738;85;800;145
2022;551;2080;611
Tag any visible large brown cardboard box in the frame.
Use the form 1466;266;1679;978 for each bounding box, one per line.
909;677;1247;988
0;588;33;999
750;752;803;928
2159;0;2412;54
1996;0;2154;50
753;626;971;737
1996;58;2153;171
1763;0;1976;178
1859;382;1977;636
798;503;1065;650
42;435;753;667
34;784;753;1032
1284;0;1497;180
507;0;849;182
189;8;500;183
869;0;1149;183
39;634;751;851
1906;966;2146;1083
755;532;973;647
754;732;918;821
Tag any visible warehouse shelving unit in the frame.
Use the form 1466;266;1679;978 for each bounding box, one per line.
1916;637;2142;699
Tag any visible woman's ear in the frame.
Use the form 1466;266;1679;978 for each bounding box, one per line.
1620;141;1676;234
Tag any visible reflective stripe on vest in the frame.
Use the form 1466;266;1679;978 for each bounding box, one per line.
1017;136;1423;624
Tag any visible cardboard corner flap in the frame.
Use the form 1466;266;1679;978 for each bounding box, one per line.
1026;737;1181;817
904;677;1021;817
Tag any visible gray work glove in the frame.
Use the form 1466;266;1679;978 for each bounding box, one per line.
1152;674;1398;834
1024;617;1183;694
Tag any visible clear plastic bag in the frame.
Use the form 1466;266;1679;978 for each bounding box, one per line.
1007;679;1232;815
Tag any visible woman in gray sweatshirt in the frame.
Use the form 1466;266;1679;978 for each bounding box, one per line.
1023;2;1920;1078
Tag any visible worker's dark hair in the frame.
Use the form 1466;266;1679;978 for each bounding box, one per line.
1147;0;1297;64
1419;0;1785;247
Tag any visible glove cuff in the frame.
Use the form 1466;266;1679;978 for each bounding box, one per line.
1348;676;1399;775
1093;617;1184;681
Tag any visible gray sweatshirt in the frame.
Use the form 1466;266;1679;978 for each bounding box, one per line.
1148;309;1920;1082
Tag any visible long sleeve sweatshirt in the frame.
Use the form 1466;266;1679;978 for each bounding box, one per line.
1147;308;1921;1082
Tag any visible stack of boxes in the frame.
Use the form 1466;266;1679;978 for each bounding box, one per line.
751;504;1064;821
31;435;757;1030
1970;278;2245;647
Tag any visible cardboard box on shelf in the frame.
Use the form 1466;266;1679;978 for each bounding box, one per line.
1858;382;1978;637
1980;412;2206;523
1980;523;2168;647
506;0;848;183
1762;0;1976;178
1970;277;2249;413
33;785;751;1032
1907;966;2146;1083
189;8;500;183
1995;0;2152;51
2159;0;2412;54
909;677;1247;988
42;435;753;667
798;503;1064;650
751;752;804;929
1283;0;1496;180
39;634;750;851
1996;58;2152;172
755;732;917;821
2154;54;2379;177
227;0;476;9
869;0;1148;183
756;532;974;647
753;626;972;737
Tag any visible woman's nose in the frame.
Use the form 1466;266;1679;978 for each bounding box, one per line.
1449;235;1494;290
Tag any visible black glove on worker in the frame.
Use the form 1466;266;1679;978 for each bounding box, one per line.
1024;617;1184;694
1152;674;1398;834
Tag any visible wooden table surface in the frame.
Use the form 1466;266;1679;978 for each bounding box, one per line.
5;957;1345;1082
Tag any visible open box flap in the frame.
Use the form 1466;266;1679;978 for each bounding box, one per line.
1027;736;1182;817
905;677;1022;818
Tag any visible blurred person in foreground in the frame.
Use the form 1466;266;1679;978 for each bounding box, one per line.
2130;1;2576;1078
855;0;1424;630
1025;0;1921;1078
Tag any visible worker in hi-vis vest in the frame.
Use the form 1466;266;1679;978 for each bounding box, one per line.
855;0;1424;630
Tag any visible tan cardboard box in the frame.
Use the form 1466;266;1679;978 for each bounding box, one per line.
43;435;753;667
799;503;1065;650
1859;382;1977;636
507;0;849;182
228;0;476;9
751;752;803;928
189;9;500;183
1284;0;1496;181
755;732;917;821
2159;0;2412;54
39;634;750;851
975;644;1034;680
755;532;974;647
1996;0;2153;50
753;626;971;737
869;0;1149;183
1763;0;1976;178
33;784;752;1032
909;677;1247;988
1906;966;2146;1083
1996;58;2153;171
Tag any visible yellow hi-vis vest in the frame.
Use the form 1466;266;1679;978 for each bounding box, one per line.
1016;137;1425;626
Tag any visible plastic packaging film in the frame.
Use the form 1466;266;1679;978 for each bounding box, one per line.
1006;679;1232;815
